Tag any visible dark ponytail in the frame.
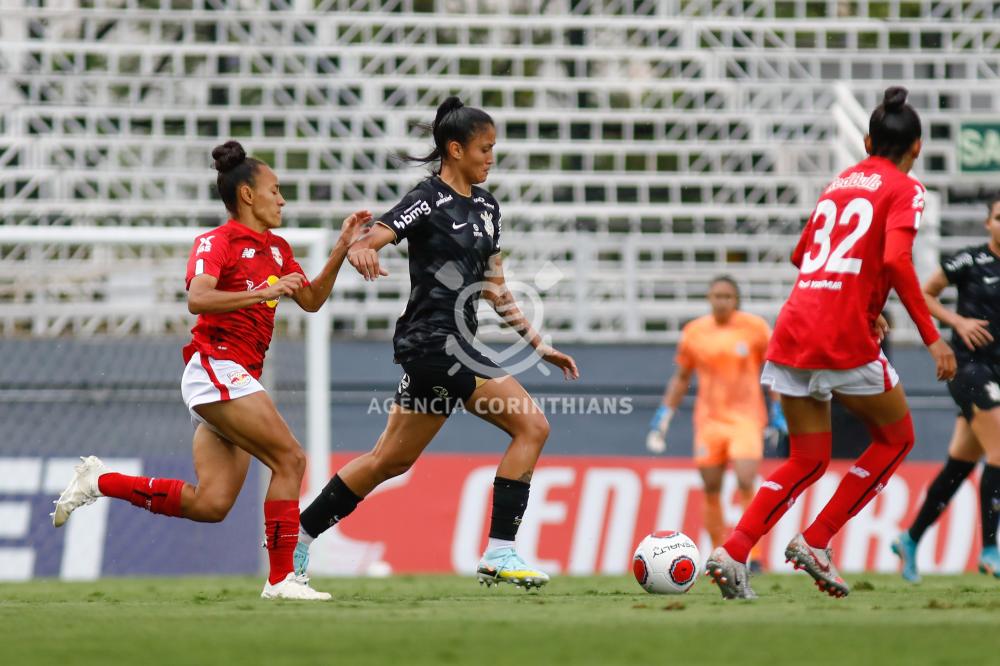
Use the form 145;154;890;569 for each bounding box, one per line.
212;140;263;217
403;96;494;173
868;86;922;162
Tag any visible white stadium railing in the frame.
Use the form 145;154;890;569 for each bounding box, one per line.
2;1;998;343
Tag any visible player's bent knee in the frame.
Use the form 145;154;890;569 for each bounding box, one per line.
269;444;307;479
518;414;550;446
868;413;915;450
372;455;415;481
199;498;234;523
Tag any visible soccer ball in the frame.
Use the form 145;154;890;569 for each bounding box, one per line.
632;530;700;594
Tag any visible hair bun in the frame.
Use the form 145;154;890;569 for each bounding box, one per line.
882;86;909;112
434;96;464;126
212;140;247;173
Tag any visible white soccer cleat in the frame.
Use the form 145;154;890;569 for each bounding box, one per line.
261;572;332;601
51;455;107;527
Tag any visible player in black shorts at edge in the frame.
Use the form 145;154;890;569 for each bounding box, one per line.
293;97;580;589
893;195;1000;581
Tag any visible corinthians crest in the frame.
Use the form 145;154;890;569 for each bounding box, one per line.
480;210;494;237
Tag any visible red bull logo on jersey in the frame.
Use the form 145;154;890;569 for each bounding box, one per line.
823;172;882;194
227;370;252;388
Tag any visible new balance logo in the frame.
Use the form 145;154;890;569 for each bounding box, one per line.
849;466;870;479
241;248;256;259
761;481;783;491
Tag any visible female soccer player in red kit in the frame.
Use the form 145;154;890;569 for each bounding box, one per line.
52;141;369;600
705;87;956;599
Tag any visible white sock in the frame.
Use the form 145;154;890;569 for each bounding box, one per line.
297;528;314;546
486;537;515;552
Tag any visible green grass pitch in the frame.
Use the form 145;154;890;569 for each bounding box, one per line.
2;573;998;665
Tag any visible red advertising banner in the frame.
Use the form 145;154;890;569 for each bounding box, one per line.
307;454;984;576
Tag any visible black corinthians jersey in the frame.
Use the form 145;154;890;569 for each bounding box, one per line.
376;176;502;363
941;243;1000;364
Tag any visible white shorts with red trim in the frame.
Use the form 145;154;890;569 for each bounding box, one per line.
181;352;265;423
760;351;899;402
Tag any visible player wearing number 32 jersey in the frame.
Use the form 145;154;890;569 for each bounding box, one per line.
768;151;935;370
705;87;956;600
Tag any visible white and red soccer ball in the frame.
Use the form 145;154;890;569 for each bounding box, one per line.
632;530;700;594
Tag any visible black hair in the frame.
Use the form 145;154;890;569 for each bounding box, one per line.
212;140;264;217
403;96;495;174
868;86;922;162
987;193;1000;219
709;275;741;306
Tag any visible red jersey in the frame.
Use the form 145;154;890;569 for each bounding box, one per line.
768;156;937;369
183;220;306;378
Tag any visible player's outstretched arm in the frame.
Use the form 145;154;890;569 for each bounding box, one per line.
292;210;373;312
482;253;579;380
346;222;395;281
188;273;304;314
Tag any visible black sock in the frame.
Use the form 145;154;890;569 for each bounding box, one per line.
488;477;530;542
981;464;1000;549
908;457;976;542
299;474;363;539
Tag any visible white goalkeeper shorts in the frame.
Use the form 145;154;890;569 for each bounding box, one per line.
760;352;899;402
181;352;265;425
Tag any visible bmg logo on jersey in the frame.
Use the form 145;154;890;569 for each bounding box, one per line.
393;200;432;229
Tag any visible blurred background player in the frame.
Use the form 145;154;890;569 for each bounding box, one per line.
51;141;369;600
893;195;1000;582
705;87;956;599
646;275;786;572
293;97;579;589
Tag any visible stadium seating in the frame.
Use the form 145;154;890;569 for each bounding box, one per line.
3;1;999;341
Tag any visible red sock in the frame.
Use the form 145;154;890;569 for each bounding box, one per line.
722;431;832;563
264;500;300;585
803;414;914;549
98;473;184;517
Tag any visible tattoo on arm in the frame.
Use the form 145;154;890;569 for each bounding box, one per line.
517;471;533;483
490;285;536;341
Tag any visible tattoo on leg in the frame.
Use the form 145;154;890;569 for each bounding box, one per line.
517;471;533;483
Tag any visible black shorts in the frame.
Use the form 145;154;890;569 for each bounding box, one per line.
948;360;1000;421
393;350;507;415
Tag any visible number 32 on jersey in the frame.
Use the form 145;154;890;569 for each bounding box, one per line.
800;198;875;276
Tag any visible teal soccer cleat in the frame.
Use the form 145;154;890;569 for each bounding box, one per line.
293;541;311;577
891;531;921;583
476;547;549;590
979;545;1000;578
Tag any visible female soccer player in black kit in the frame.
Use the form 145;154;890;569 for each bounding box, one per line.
893;195;1000;581
294;97;579;588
